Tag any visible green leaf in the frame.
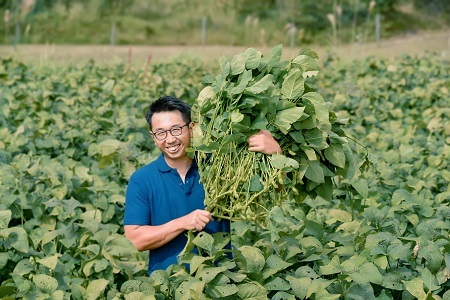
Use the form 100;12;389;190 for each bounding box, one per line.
230;110;245;123
236;282;268;300
320;256;341;275
51;184;68;200
306;278;335;299
270;154;299;170
347;283;376;300
219;56;230;77
102;79;115;93
0;252;8;269
3;227;29;253
387;242;411;261
249;175;264;192
265;254;293;274
207;283;239;298
244;48;262;70
418;244;443;273
350;262;383;285
212;231;231;252
403;278;427;300
281;69;305;100
324;143;346;168
36;254;60;270
421;267;440;292
298;48;319;59
189;256;209;275
286;276;311;299
292;54;320;75
0;210;11;229
231;70;252;95
264;277;290;291
351;178;369;198
236;246;265;273
193;231;215;254
295;266;319;279
304;219;324;240
299;236;323;250
246;74;274;94
274;106;305;134
305;160;325;183
197;265;228;283
33;274;58;294
304;128;328;150
86;279;109;300
230;53;246;76
329;209;352;223
265;44;283;69
382;272;404;290
302;92;331;131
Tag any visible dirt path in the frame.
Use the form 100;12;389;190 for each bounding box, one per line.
0;30;448;66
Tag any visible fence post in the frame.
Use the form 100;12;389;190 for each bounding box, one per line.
110;20;116;47
14;20;19;50
202;16;207;46
375;13;380;45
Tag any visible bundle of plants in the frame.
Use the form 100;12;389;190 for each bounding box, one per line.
191;45;357;224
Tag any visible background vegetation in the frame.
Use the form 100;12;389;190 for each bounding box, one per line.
0;46;449;299
0;0;449;47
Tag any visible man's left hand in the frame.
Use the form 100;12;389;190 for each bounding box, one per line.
247;130;282;155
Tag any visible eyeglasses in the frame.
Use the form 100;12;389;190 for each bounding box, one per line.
152;123;190;141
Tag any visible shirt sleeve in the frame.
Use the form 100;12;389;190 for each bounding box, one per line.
123;173;152;226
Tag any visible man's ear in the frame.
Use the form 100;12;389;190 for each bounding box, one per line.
189;122;195;138
149;129;155;141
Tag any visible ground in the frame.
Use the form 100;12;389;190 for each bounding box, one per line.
0;30;449;67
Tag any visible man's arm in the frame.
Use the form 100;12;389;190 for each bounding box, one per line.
124;209;213;251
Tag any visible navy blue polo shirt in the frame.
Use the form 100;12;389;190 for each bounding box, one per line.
124;154;230;274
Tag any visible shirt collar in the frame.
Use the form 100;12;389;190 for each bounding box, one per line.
156;153;198;173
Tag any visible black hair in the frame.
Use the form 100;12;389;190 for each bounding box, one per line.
145;95;191;129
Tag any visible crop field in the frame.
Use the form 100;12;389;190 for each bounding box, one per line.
0;40;449;299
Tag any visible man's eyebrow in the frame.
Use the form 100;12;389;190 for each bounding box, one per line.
153;124;184;131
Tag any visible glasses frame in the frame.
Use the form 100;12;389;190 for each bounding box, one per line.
151;123;190;141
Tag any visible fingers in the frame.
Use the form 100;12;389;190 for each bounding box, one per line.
185;209;213;232
248;130;282;155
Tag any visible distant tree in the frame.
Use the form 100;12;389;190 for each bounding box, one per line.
98;0;134;46
413;0;450;18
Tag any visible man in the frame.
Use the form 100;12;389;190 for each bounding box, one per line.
124;95;281;275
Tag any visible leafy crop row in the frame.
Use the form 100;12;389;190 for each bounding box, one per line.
194;46;357;224
0;51;449;299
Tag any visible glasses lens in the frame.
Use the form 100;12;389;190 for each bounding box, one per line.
171;127;183;136
154;132;166;140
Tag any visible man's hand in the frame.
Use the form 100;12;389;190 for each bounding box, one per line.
183;209;213;232
248;130;282;155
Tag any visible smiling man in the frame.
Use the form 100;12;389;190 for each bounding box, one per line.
123;95;281;275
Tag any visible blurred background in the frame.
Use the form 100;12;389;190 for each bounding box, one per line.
0;0;449;64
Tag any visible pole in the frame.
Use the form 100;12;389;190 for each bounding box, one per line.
14;20;19;50
375;13;380;45
202;16;207;46
110;20;116;47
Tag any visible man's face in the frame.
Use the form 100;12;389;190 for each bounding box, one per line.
150;110;193;162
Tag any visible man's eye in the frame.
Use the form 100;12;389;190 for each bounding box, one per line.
155;132;165;137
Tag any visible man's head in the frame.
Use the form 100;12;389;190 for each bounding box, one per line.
145;95;191;130
145;96;193;163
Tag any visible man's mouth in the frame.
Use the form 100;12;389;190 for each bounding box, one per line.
167;144;180;153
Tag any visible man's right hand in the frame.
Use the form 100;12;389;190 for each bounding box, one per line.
183;209;213;231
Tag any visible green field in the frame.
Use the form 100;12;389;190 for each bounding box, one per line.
0;38;449;299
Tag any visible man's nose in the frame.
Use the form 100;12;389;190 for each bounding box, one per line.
166;132;177;143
